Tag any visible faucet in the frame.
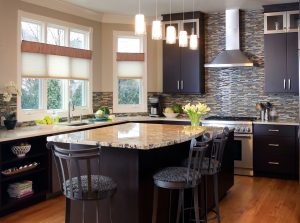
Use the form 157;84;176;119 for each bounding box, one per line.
67;100;75;123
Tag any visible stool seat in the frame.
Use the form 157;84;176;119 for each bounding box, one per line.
64;175;117;200
154;167;201;189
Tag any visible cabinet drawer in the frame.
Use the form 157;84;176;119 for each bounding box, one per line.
254;124;296;137
254;136;295;154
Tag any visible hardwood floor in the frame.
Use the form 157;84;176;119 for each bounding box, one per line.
0;176;299;223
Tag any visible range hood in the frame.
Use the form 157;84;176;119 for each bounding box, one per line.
204;9;253;68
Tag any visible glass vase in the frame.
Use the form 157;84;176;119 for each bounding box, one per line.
189;114;201;126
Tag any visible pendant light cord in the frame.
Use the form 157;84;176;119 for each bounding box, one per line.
192;0;195;33
138;0;141;13
155;0;158;20
169;0;172;25
182;0;185;22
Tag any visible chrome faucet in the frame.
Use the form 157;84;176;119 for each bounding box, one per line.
67;100;75;123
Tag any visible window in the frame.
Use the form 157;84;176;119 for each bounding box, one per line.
113;31;147;113
18;12;92;121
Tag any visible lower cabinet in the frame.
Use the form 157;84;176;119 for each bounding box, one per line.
253;124;298;178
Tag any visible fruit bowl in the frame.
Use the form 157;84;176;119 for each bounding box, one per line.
163;113;179;118
11;144;31;158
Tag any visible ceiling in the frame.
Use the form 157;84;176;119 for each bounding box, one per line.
60;0;294;16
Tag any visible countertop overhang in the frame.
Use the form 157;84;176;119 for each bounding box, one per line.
47;123;207;150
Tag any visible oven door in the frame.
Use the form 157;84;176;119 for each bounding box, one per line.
233;133;253;176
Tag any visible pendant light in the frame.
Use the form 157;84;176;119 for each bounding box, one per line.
189;0;198;50
135;0;146;35
179;0;188;47
152;0;162;40
166;0;176;44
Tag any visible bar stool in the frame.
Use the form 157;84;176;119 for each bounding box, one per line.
47;142;117;223
200;129;228;223
152;138;210;223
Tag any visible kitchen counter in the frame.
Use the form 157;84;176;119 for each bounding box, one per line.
47;123;207;149
253;119;299;126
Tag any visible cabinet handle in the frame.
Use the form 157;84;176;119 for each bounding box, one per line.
283;78;286;89
181;80;184;90
268;161;280;165
268;144;279;147
177;81;180;90
288;78;291;90
268;129;279;132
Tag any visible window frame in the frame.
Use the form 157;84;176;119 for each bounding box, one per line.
112;31;147;113
17;11;93;122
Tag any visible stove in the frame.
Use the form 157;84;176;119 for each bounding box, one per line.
201;116;256;176
202;116;257;134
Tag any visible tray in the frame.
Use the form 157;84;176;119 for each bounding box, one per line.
1;162;39;176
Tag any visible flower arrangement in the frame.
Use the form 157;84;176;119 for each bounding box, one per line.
2;81;21;121
182;102;211;126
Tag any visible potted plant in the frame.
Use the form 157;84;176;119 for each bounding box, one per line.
2;81;21;130
182;102;210;126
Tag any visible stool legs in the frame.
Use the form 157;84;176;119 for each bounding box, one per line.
152;186;158;223
193;187;200;223
65;198;71;223
213;174;221;223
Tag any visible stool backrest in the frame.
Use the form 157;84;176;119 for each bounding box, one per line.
47;142;102;200
186;138;210;186
203;131;228;174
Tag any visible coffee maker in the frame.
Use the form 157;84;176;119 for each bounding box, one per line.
149;96;161;117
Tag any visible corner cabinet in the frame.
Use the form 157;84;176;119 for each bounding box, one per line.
253;124;298;179
264;4;299;94
162;12;205;94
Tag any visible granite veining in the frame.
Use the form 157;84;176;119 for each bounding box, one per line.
47;123;207;150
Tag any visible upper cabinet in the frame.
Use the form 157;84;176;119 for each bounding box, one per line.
264;11;299;34
263;3;299;94
161;12;205;94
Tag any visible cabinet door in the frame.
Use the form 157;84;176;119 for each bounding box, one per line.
287;10;299;32
264;12;287;34
180;45;201;93
287;32;299;93
163;41;181;93
264;34;287;93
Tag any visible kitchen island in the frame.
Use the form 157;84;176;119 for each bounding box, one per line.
47;122;233;223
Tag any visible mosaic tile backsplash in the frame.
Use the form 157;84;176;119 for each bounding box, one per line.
93;10;299;120
0;10;298;122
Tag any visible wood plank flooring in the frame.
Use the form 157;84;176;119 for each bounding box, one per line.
0;176;299;223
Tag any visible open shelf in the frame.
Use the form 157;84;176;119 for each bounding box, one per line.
1;152;47;165
1;167;46;182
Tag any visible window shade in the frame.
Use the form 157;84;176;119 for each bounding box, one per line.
117;61;144;78
22;52;90;80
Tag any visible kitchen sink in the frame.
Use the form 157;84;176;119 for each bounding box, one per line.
66;122;90;126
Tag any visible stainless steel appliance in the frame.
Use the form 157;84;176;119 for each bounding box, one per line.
149;96;161;117
201;116;257;176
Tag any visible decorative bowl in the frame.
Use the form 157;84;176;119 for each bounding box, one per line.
11;144;31;158
163;113;179;119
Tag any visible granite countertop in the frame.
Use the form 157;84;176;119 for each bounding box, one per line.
253;118;299;126
47;123;209;150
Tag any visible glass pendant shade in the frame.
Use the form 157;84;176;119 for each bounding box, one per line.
179;30;188;47
166;25;176;44
152;20;162;40
189;34;198;50
135;14;146;35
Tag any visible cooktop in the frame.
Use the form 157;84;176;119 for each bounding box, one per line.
205;116;257;121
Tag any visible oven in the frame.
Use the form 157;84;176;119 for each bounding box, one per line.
201;116;256;176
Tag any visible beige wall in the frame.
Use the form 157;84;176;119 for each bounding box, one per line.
0;0;102;91
100;23;162;92
0;0;162;92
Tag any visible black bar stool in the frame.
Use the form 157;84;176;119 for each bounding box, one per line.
47;142;117;223
200;129;229;223
152;138;210;223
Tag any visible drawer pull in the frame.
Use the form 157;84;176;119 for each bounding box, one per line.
268;129;279;132
268;144;279;147
268;161;280;165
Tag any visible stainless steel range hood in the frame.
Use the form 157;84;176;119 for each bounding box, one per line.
205;9;253;68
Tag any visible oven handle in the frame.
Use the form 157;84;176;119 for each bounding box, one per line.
234;134;253;139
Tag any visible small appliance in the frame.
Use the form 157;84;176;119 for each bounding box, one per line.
149;96;161;117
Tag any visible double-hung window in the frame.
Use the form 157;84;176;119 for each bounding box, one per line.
19;13;92;121
113;31;147;113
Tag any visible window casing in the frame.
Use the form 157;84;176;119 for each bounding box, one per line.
18;11;93;121
113;31;147;113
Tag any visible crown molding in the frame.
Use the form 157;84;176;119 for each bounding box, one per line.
21;0;103;22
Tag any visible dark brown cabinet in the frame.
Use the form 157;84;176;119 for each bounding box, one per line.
253;124;298;178
162;12;205;94
264;5;299;94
